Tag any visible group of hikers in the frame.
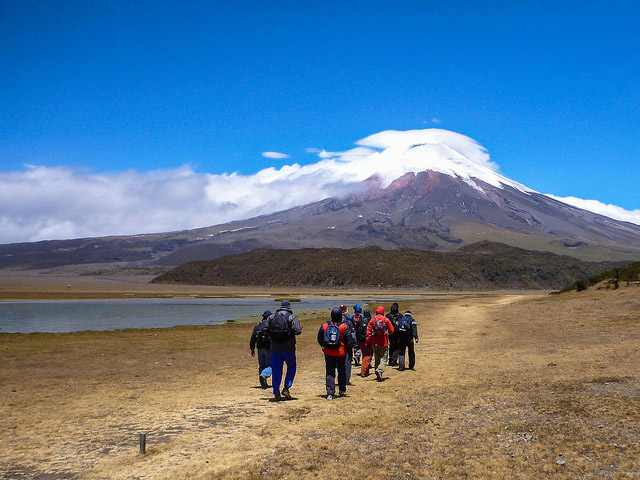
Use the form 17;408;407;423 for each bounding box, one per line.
249;300;419;401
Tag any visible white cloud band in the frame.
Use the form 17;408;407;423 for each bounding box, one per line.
546;195;640;226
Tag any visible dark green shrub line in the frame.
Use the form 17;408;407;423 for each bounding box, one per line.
561;261;640;292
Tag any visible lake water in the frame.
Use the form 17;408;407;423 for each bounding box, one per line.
0;297;354;333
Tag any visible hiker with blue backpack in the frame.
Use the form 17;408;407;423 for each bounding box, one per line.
396;310;419;371
263;300;302;402
318;307;355;399
250;310;273;388
366;306;395;381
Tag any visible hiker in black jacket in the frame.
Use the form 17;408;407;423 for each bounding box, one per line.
340;304;356;385
386;302;403;366
397;310;419;370
250;310;272;388
263;300;302;402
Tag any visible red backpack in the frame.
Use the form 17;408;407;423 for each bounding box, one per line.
372;316;388;335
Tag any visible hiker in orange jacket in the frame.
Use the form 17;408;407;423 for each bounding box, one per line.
365;306;395;381
317;307;354;399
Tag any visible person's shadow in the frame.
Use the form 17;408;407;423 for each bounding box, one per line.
265;396;298;402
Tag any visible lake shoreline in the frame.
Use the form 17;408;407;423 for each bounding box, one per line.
0;269;548;301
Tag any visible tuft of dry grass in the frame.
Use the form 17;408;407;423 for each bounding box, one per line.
1;286;639;479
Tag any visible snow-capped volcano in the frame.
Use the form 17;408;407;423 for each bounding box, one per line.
2;128;640;269
347;129;533;194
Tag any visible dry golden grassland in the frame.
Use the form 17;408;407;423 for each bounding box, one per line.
1;286;639;479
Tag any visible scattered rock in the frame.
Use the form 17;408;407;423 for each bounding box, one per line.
547;362;557;367
519;432;532;442
556;459;566;466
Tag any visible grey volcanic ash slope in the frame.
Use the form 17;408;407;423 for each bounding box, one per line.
2;169;640;269
155;169;640;265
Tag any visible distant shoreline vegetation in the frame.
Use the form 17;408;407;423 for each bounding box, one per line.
561;261;640;292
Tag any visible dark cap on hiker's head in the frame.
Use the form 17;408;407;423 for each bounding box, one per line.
280;300;290;308
331;307;342;322
340;304;347;312
404;310;412;316
263;310;272;318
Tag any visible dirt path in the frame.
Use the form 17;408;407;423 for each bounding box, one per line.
1;289;638;479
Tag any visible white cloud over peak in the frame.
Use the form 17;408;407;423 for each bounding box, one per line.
261;151;290;159
546;195;640;226
1;128;639;244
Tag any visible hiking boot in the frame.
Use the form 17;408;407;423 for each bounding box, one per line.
281;387;292;400
375;371;383;382
259;375;268;388
326;394;333;400
270;395;282;402
338;390;346;397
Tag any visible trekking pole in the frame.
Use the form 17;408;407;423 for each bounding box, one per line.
139;432;147;455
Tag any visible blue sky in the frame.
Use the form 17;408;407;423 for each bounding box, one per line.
1;1;639;243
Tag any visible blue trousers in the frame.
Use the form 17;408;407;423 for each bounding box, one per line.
271;350;297;397
257;347;272;378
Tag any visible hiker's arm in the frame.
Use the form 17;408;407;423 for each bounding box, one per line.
365;320;373;344
387;318;395;336
317;325;325;346
290;315;302;335
412;320;419;342
250;325;257;351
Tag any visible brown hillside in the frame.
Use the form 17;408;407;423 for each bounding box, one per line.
152;241;616;290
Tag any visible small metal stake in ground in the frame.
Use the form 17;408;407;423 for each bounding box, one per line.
139;432;147;455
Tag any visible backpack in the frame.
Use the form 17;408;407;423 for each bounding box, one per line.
354;314;368;342
323;322;341;349
387;313;402;326
397;316;411;334
269;311;292;341
255;321;270;344
372;317;388;336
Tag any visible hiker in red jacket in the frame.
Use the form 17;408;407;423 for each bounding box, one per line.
365;306;395;381
317;307;354;399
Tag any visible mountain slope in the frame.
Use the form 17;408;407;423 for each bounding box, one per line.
153;170;640;265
